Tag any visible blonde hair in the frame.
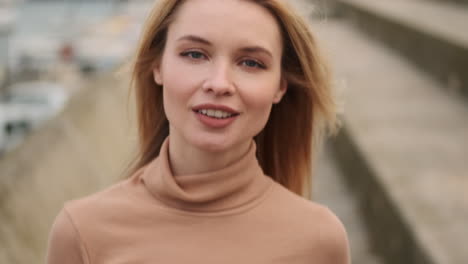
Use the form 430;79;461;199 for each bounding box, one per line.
128;0;337;198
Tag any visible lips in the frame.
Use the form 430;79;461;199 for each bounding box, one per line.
192;104;240;128
196;109;236;119
192;104;240;114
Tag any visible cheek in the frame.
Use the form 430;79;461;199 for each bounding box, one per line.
239;76;282;112
161;59;198;106
244;93;274;136
239;80;279;128
244;92;275;112
161;75;193;124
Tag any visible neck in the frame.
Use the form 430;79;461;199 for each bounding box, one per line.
139;136;271;212
168;137;251;176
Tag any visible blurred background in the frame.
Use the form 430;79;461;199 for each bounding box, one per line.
0;0;467;263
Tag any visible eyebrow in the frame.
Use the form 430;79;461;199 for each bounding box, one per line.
177;35;274;58
177;35;212;45
239;46;273;59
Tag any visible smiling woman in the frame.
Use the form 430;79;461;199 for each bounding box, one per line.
46;0;350;263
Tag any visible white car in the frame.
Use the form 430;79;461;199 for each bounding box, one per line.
0;103;29;153
0;81;69;153
5;81;69;124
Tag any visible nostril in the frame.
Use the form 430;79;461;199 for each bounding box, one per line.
202;80;235;96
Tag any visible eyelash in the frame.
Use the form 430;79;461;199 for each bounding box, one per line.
180;51;267;69
180;51;206;60
241;59;266;69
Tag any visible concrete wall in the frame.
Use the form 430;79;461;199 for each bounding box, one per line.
0;73;136;263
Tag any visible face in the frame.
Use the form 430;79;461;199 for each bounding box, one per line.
153;0;287;153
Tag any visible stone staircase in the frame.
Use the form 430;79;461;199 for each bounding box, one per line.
314;144;383;264
0;74;136;263
309;0;468;263
334;0;468;99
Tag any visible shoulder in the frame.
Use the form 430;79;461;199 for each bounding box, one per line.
307;204;350;264
52;180;127;226
64;180;130;220
47;180;132;263
268;182;351;263
266;180;333;218
47;208;89;264
59;180;133;238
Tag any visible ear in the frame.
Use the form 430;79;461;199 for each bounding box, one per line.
153;65;163;85
273;77;288;104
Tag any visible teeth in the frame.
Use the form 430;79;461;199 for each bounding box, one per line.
197;109;235;119
207;109;216;117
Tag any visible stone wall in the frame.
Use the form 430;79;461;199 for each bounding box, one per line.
0;73;137;263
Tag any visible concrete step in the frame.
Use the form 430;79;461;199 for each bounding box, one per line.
312;19;468;264
334;0;468;99
314;144;383;264
0;73;135;263
430;0;468;5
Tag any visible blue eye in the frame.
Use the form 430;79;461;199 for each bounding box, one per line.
242;59;266;69
181;51;206;59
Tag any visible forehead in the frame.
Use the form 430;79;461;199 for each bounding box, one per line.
167;0;283;52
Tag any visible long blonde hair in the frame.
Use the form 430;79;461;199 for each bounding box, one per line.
129;0;337;198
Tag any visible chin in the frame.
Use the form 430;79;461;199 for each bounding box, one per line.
191;138;233;153
187;133;247;154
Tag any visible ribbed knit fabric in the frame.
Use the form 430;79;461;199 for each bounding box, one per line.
47;138;350;264
142;139;271;213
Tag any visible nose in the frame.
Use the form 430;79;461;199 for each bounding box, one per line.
202;62;235;96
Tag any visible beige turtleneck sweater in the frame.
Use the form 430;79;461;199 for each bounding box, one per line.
47;139;350;263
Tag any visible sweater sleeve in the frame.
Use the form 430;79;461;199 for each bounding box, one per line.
46;208;89;264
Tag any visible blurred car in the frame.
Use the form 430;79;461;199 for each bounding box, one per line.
9;36;62;82
0;81;69;154
0;102;33;153
5;81;69;123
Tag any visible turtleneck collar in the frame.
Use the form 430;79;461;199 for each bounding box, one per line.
140;138;272;213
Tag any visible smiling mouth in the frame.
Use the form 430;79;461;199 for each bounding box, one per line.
195;109;239;119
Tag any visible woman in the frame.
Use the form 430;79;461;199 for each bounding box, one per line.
47;0;350;263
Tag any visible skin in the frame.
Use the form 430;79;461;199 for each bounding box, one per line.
153;0;287;176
